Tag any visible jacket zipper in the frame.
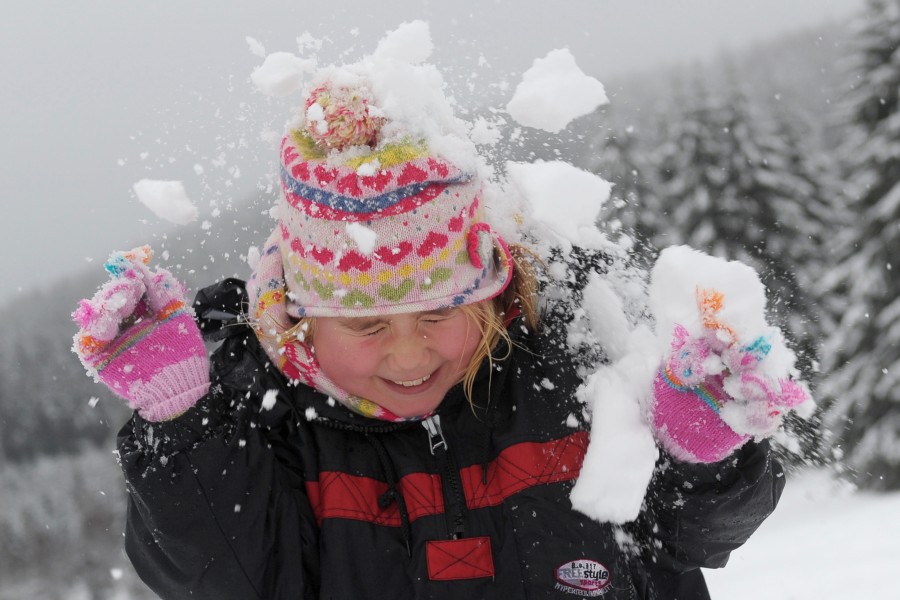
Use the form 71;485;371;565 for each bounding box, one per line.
423;415;466;539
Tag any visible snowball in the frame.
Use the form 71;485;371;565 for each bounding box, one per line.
651;246;767;341
132;179;198;225
506;160;611;248
346;222;378;254
251;52;316;97
506;48;608;133
372;20;433;64
650;246;797;380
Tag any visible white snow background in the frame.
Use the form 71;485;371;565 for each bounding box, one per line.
703;472;900;599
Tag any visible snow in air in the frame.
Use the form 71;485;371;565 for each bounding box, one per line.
506;48;609;133
132;179;198;225
251;52;317;97
506;160;612;250
261;389;278;411
239;20;817;526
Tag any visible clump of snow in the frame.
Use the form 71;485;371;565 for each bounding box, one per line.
469;116;503;146
246;245;261;270
651;246;804;384
506;160;612;250
569;273;662;524
251;52;317;97
258;21;479;173
305;101;328;134
506;48;608;133
356;160;379;176
570;324;661;523
296;32;323;53
245;36;266;58
261;389;278;411
569;273;640;362
345;222;377;254
649;246;815;435
564;247;814;524
133;179;198;225
371;20;433;64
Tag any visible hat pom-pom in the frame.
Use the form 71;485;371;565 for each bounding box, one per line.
304;83;383;151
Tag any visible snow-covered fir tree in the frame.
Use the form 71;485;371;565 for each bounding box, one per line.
652;77;825;378
588;124;661;260
820;0;900;489
758;104;846;379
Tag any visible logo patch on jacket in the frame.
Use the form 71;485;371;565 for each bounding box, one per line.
554;559;611;596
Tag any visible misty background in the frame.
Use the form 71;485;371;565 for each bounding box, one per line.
0;0;862;300
8;1;900;598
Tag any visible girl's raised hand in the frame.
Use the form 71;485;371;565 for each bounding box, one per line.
646;247;814;464
72;246;210;422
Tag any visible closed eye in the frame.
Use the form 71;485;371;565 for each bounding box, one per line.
420;308;455;324
337;318;387;336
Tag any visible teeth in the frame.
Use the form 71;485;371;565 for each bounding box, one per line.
393;373;431;387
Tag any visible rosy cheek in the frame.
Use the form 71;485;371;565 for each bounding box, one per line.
331;339;381;373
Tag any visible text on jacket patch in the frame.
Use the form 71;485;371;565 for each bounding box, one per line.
554;559;611;597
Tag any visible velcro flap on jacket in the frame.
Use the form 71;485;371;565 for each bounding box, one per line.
426;536;494;581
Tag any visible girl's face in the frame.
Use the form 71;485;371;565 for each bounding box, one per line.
313;307;482;418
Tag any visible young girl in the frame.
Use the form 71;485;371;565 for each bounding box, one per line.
73;61;797;600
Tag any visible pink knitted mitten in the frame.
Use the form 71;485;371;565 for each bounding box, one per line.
652;322;811;464
72;246;209;422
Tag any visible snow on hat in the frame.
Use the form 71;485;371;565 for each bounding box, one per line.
269;80;513;318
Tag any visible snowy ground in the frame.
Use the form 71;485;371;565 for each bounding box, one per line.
703;470;900;599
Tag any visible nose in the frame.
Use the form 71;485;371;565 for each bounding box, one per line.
387;328;430;373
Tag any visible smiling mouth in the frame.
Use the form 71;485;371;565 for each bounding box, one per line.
392;373;432;387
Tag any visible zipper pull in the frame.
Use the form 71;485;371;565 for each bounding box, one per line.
422;415;448;455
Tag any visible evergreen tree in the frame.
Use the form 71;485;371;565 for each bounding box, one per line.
758;104;846;379
652;75;842;461
821;0;900;489
760;104;849;463
655;79;821;359
589;124;660;260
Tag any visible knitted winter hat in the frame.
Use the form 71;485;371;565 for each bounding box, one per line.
273;81;513;319
245;80;513;421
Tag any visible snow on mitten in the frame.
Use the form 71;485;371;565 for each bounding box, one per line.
648;247;813;464
718;339;812;437
652;324;751;463
72;246;209;422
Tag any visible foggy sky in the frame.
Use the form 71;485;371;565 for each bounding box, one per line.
1;0;864;302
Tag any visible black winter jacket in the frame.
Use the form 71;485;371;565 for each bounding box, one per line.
118;278;784;600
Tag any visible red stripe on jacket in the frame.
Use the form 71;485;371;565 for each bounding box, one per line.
304;431;588;527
